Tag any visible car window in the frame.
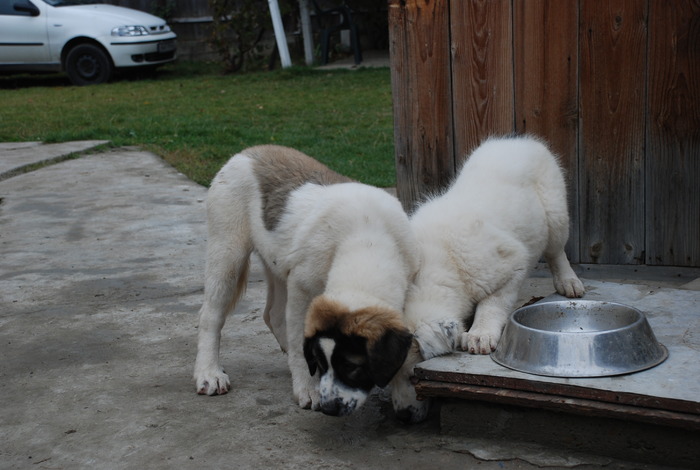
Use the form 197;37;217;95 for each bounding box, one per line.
0;0;36;15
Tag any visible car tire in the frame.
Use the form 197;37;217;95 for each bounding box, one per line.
65;44;113;86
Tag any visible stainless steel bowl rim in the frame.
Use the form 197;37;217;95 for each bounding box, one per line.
491;300;669;378
510;300;646;335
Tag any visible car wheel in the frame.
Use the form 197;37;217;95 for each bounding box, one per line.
65;44;113;86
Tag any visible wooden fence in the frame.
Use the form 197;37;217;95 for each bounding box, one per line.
388;0;699;267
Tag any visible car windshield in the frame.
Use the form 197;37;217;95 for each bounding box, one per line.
42;0;102;6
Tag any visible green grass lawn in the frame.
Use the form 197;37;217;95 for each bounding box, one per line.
0;62;396;187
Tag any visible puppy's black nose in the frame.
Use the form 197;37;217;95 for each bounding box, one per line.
394;408;414;424
320;400;341;416
321;398;356;417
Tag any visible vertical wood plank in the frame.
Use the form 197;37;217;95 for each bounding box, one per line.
389;0;454;212
514;0;580;263
646;0;700;266
579;0;648;264
450;0;514;167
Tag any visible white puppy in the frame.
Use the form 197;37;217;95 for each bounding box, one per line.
194;145;418;416
391;136;585;423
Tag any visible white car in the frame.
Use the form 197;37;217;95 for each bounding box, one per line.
0;0;177;85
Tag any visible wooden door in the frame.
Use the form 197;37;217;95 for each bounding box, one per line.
389;0;700;267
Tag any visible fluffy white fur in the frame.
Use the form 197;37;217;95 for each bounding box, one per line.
390;136;585;423
193;146;419;412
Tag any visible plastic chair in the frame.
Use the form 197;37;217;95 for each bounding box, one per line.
312;0;362;65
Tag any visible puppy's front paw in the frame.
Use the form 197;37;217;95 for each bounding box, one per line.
555;276;585;298
414;319;462;360
194;367;231;396
460;329;500;355
293;375;320;411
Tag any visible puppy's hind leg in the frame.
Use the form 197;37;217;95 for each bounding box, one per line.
542;200;585;298
194;252;250;395
194;191;253;395
546;249;585;298
538;159;585;299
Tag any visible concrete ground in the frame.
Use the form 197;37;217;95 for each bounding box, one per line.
0;142;691;469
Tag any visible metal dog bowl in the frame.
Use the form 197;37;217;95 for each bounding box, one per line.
491;300;668;378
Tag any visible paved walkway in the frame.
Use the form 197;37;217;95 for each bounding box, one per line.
0;142;691;469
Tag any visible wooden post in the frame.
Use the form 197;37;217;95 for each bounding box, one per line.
514;0;580;262
645;0;700;266
450;0;514;166
388;0;455;212
579;0;648;264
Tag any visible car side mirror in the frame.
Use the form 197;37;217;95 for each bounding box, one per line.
13;0;40;17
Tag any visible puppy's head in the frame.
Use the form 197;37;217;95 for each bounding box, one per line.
303;295;412;417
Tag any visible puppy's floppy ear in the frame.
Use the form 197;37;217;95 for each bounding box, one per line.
367;328;413;388
303;337;317;376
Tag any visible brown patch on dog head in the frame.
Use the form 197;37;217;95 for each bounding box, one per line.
305;295;408;347
304;296;347;338
245;145;353;231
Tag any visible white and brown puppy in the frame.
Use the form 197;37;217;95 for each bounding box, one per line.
390;136;586;423
193;145;418;416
